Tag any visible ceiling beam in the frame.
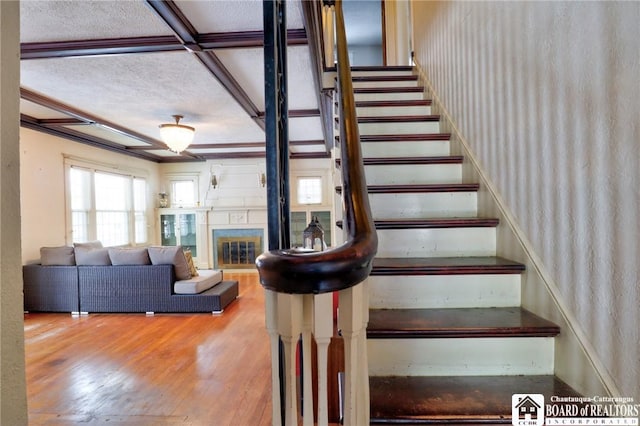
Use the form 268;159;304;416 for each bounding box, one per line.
145;0;265;130
21;114;166;163
21;36;182;60
20;88;203;161
21;29;308;60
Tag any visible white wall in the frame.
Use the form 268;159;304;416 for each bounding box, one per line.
20;128;162;263
349;44;383;66
412;1;639;398
159;157;334;267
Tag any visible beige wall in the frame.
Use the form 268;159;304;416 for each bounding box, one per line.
412;1;639;397
1;1;27;423
20;128;162;263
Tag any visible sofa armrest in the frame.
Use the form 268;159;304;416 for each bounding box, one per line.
23;264;80;313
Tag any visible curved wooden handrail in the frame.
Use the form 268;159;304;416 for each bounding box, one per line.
256;0;377;295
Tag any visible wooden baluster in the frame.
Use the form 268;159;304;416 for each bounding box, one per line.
358;280;370;425
264;289;282;426
277;293;303;426
338;282;366;426
314;292;333;426
301;295;314;426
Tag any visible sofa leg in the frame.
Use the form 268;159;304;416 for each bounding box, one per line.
80;312;89;316
145;311;155;316
212;309;224;315
71;311;80;316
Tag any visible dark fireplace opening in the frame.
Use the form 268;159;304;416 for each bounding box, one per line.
212;229;263;269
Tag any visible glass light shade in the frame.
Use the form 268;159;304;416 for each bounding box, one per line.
159;123;195;153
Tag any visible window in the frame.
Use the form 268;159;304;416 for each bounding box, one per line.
171;180;195;207
297;177;322;204
164;174;199;208
133;178;147;244
67;163;148;246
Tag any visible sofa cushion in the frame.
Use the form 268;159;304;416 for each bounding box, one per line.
74;241;103;249
40;246;76;266
108;247;151;265
148;246;191;280
174;270;223;294
75;246;111;265
184;250;199;277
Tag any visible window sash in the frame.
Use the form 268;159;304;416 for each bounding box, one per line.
67;164;148;246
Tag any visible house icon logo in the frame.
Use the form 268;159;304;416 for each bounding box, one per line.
512;394;544;426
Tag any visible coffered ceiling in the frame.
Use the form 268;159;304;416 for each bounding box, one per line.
19;0;329;163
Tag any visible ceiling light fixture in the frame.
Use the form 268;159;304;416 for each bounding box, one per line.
159;115;195;154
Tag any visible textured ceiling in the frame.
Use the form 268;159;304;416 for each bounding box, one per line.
19;0;328;162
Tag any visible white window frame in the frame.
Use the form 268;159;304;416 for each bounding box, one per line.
294;176;324;205
64;157;149;246
164;173;200;208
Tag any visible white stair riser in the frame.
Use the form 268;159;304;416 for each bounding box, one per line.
369;192;477;219
359;121;440;135
361;140;450;158
376;228;496;257
368;337;555;376
368;274;521;309
352;80;419;89
357;105;432;117
351;70;414;77
355;91;424;102
365;164;462;185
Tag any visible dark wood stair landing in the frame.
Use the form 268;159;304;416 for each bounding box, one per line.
370;375;581;424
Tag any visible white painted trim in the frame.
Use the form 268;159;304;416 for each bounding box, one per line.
412;59;618;397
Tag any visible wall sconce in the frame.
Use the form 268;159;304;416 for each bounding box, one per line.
211;174;218;189
259;173;266;188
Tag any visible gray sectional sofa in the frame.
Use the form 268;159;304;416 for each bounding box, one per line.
23;244;239;314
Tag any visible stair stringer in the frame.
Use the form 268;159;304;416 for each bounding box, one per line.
413;59;616;398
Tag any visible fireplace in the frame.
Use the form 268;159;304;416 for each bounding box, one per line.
212;229;263;269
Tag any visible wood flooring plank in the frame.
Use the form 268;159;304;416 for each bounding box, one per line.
25;273;274;426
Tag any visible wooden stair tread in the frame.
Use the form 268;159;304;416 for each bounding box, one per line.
352;75;418;82
370;375;581;424
337;218;499;230
356;100;432;108
358;115;441;123
354;87;424;94
361;134;451;142
336;184;478;195
336;156;463;166
351;65;413;72
367;307;560;338
371;256;526;275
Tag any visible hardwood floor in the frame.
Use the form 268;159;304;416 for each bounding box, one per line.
25;272;273;426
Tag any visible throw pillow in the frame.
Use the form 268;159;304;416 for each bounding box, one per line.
73;240;103;249
40;246;76;266
75;246;111;265
108;247;151;265
148;246;191;280
184;250;199;277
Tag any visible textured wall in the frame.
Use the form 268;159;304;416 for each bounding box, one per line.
1;1;28;423
412;1;639;397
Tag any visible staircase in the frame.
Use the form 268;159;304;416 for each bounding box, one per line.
340;66;582;424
